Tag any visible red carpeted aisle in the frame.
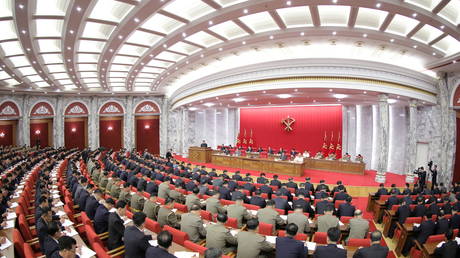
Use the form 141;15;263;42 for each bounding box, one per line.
174;155;406;187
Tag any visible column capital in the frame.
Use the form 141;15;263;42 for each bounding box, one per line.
378;94;389;102
409;99;419;108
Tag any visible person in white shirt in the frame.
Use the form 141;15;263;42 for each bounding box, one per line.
302;151;310;158
293;154;304;163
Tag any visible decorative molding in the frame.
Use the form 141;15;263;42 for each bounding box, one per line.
99;101;124;115
30;102;54;117
104;104;120;113
64;102;89;116
135;100;161;114
1;106;16;115
0;101;20;118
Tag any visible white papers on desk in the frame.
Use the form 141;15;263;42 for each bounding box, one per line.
123;219;132;225
56;210;66;217
249;210;257;216
6;212;16;220
62;219;74;227
64;227;78;237
174;251;199;258
52;185;58;189
280;215;287;221
149;240;158;246
0;238;12;250
4;220;14;229
51;190;59;194
78;246;96;258
288;202;293;206
17;185;24;189
172;208;178;213
265;236;277;245
230;229;239;236
10;202;18;208
308;219;313;224
338;221;344;227
456;237;460;245
413;223;420;228
337;244;344;249
55;201;64;207
437;241;445;248
109;208;116;213
305;242;316;250
53;194;60;199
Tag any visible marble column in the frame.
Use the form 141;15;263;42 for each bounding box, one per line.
88;97;98;149
54;96;64;147
438;75;457;186
343;105;357;157
375;94;389;183
405;100;418;182
124;96;134;150
160;98;169;156
18;96;29;146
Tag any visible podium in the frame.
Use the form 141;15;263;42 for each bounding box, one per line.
188;147;212;163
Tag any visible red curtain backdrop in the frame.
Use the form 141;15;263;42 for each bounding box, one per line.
0;124;14;146
239;105;342;152
30;121;50;147
64;120;86;150
136;117;160;154
453;115;460;183
99;119;122;150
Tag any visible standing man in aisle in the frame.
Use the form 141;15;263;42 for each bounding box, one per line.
428;161;438;190
201;140;208;148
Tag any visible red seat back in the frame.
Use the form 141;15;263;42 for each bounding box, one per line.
225;217;238;229
163;225;189;245
13;229;26;258
313;232;328;244
174;203;188;213
426;234;446;243
335;200;346;209
405;217;423;224
276;208;285;215
23;243;36;258
92;242;111;258
184;240;207;254
145;218;161;233
258;222;273;236
278;230;308;241
81;211;92;226
200;210;213;221
348;238;371;247
18;214;35;240
340;216;352;224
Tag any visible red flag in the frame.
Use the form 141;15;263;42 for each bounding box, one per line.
242;129;248;148
336;132;342;159
249;129;254;148
322;132;328;155
236;132;241;147
328;131;335;156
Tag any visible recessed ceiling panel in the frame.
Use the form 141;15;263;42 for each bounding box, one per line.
17;67;37;76
79;72;98;77
41;54;63;64
141;67;165;73
156;51;186;62
51;73;69;80
138;72;157;78
37;39;61;53
147;59;174;68
411;24;444;44
438;0;460;26
88;0;134;23
77;54;99;63
109;72;128;77
163;0;215;21
126;30;162;46
385;14;419;36
168;41;201;55
355;7;388;30
214;0;247;8
110;64;131;71
318;5;350;26
185;31;223;47
46;64;66;73
8;56;30;67
112;55;137;65
35;0;70;16
35;19;63;37
34;82;50;87
276;7;313;28
27;75;44;83
82;22;116;40
112;87;126;92
2;78;20;86
0;0;12;18
78;40;105;52
0;71;11;80
404;0;441;11
0;21;17;40
134;86;151;92
0;41;23;56
208;20;249;40
432;35;460;55
118;44;148;56
82;78;99;83
141;13;185;34
78;64;97;71
239;12;279;33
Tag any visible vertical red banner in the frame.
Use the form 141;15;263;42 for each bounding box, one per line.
99;119;123;150
135;116;160;154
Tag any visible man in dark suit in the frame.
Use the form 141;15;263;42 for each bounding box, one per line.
315;180;330;192
313;227;346;258
331;181;347;195
315;196;330;215
124;212;153;258
94;198;115;234
285;178;298;190
303;178;314;193
435;210;450;235
78;184;93;214
50;236;77;258
85;189;103;220
275;223;307;258
402;213;436;256
337;196;356;218
434;229;458;258
413;197;427;217
108;200;127;250
352;231;389;258
333;189;349;202
146;230;176;258
270;175;282;188
250;190;266;208
388;199;411;237
218;182;232;200
293;193;314;216
273;192;291;212
257;173;269;184
374;183;388;198
260;181;274;199
43;221;62;257
37;207;53;252
200;140;208;148
232;171;243;181
385;192;400;210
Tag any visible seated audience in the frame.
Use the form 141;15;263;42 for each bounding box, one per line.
313;227;346;257
108;200;127;250
317;204;339;232
145;230;176;258
180;204;207;243
206;214;237;253
352;231;389;258
124;212;153;258
236;219;274;257
276;223;308;258
347;210;369;242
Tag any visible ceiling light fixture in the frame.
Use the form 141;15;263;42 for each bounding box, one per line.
286;1;291;5
363;33;367;38
233;97;245;103
208;20;213;25
203;103;215;107
333;94;347;99
329;89;333;92
432;52;436;56
269;35;274;39
76;6;82;12
332;31;337;35
242;41;246;45
387;99;397;104
18;4;24;9
243;9;248;14
363;91;367;94
412;13;417;17
440;25;445;29
163;44;167;48
390;38;394;42
413;45;417;48
332;0;338;3
134;17;140;23
182;32;187;37
69;30;74;34
376;3;381;8
300;32;305;36
218;47;223;51
277;94;292;99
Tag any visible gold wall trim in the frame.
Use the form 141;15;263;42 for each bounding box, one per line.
172;76;437;106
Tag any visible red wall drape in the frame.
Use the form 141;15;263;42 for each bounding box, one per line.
30;120;51;147
239;105;342;152
453;115;460;183
0;124;14;146
65;119;86;150
99;119;122;150
136;117;160;154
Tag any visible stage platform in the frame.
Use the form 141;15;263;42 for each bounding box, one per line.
174;155;407;198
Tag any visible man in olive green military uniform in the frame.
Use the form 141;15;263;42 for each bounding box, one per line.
105;177;115;195
206;191;226;215
118;182;131;204
169;184;185;204
157;198;180;228
185;188;202;211
180;205;207;243
109;178;121;199
256;200;285;233
130;185;146;212
287;204;310;234
158;180;171;199
236;219;274;258
206;213;237;254
317;204;339;232
227;197;252;228
99;171;109;190
143;193;160;220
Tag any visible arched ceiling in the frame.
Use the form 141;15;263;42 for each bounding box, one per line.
0;0;459;96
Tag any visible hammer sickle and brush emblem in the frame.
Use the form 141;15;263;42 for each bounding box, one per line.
281;116;295;132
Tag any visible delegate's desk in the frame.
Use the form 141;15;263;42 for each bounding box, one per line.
373;200;387;223
304;159;365;175
189;147;213;163
395;223;414;256
422;242;440;258
211;154;305;177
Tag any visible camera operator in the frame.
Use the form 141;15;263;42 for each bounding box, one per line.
428;161;438;190
414;167;427;188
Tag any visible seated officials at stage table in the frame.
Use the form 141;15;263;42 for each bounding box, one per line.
352;231;389;258
145;230;176;258
124;212;153;258
276;223;308;258
313;227;346;258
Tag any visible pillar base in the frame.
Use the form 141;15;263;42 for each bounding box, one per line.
375;172;386;183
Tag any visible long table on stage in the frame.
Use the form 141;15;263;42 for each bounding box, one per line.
211;154;306;176
211;153;365;176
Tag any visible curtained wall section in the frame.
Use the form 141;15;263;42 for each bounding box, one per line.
239;105;342;152
99;118;122;150
64;119;87;150
135;116;160;154
30;119;52;147
0;122;16;146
